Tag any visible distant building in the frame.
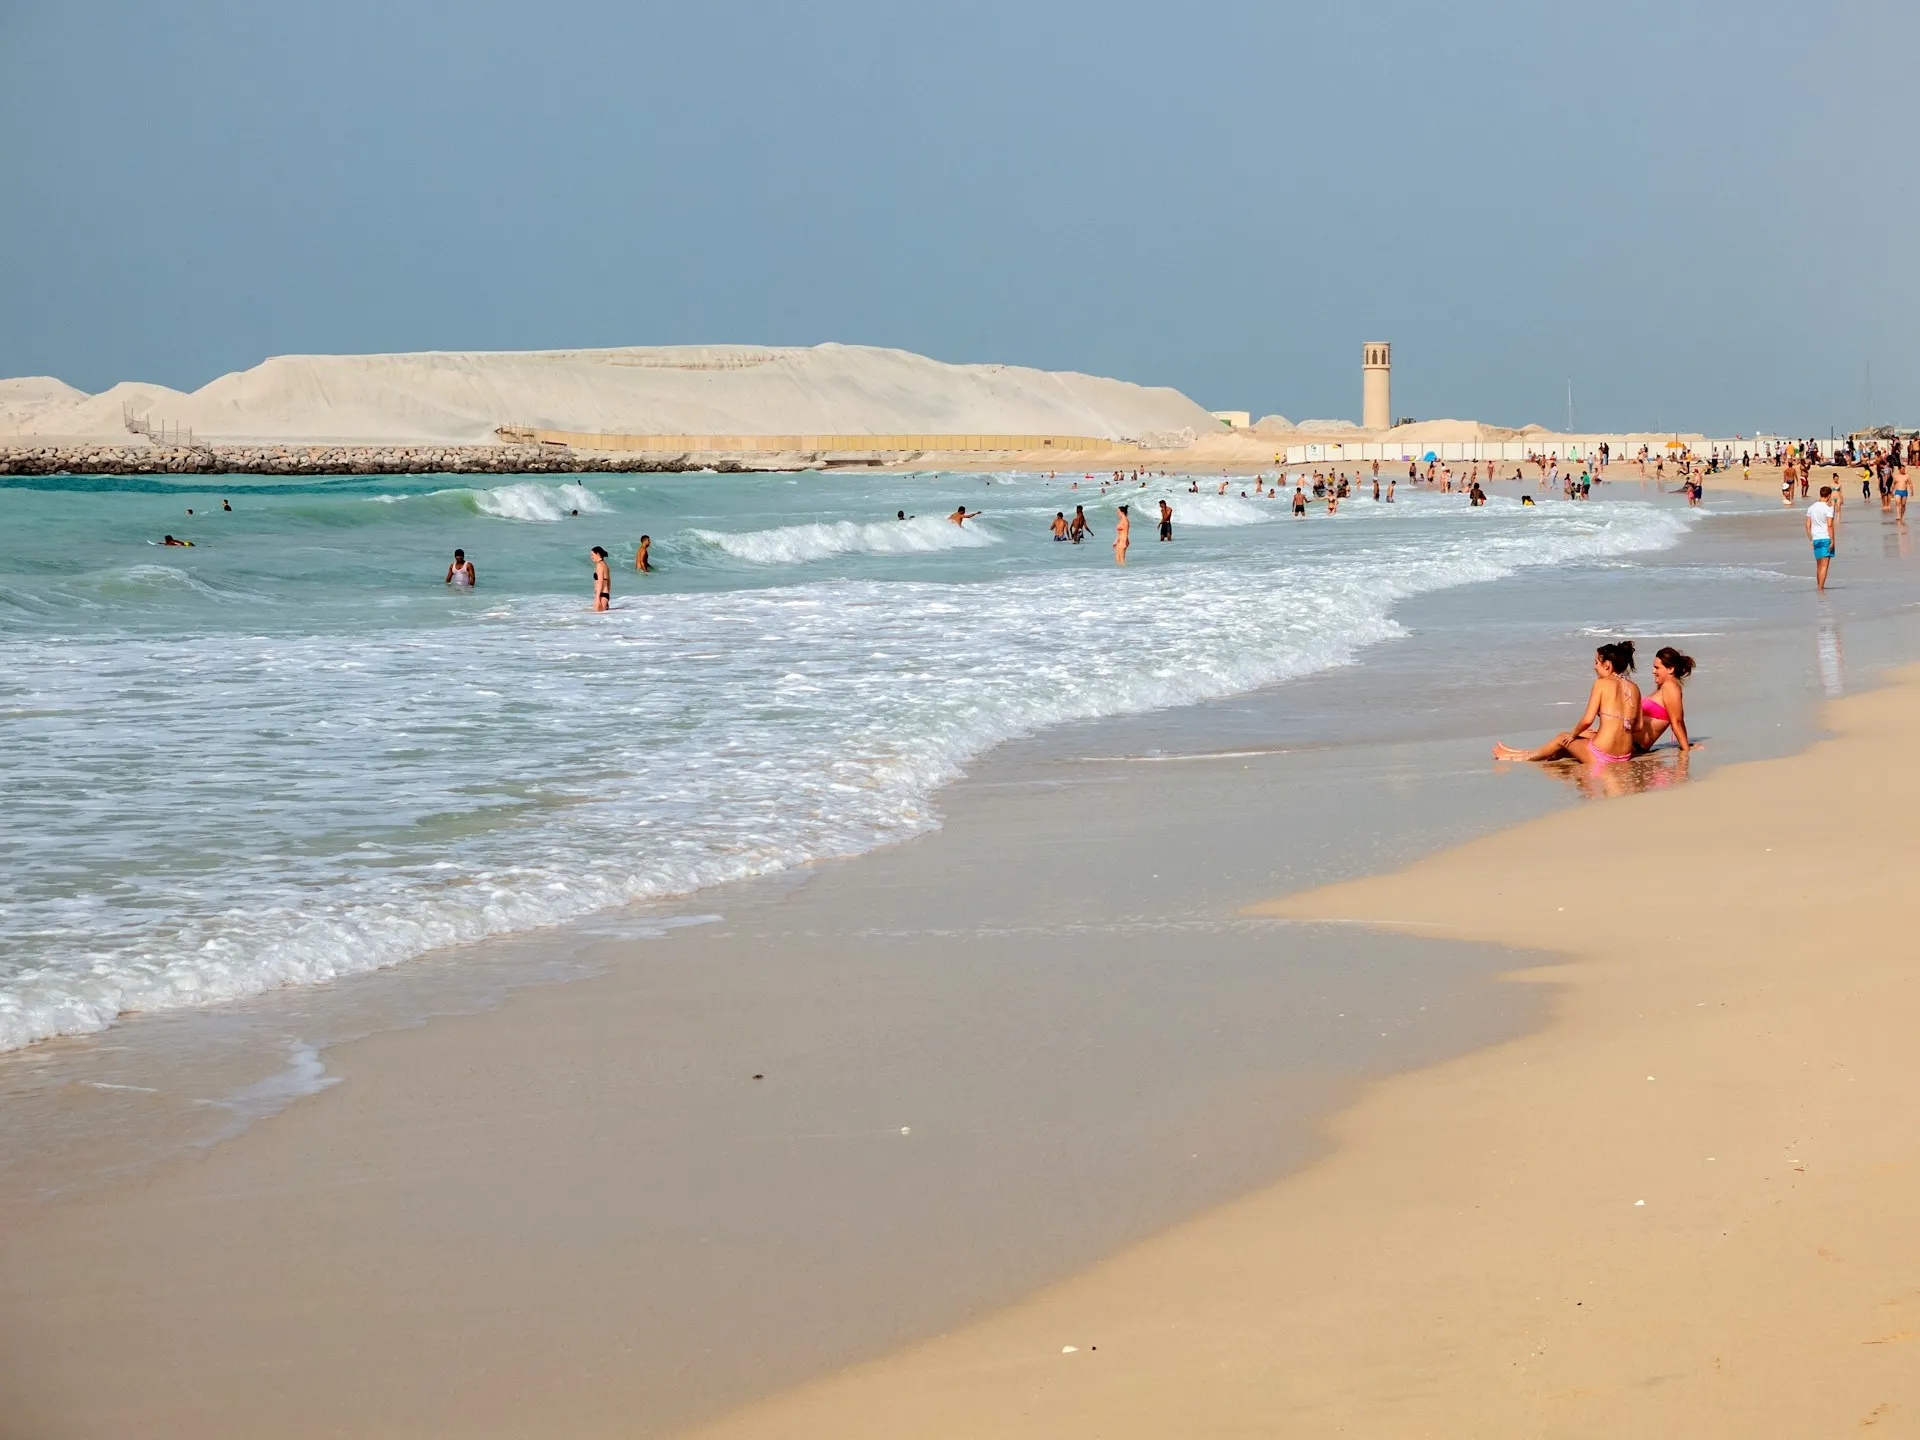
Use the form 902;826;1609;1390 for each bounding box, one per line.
1362;343;1391;431
1211;410;1251;430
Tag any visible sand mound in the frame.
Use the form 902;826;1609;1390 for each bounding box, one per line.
1252;415;1294;434
6;345;1223;445
0;377;91;430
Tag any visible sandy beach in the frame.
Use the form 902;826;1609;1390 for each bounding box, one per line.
676;671;1920;1438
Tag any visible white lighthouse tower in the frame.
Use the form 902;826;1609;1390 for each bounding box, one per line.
1362;342;1392;431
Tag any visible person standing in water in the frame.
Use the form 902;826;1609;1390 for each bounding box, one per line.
1050;512;1069;541
634;535;652;572
1113;504;1130;565
1157;498;1173;541
1807;485;1837;593
444;548;476;587
949;505;981;526
591;546;611;610
1068;505;1089;543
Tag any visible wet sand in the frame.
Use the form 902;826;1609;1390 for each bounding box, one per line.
684;662;1920;1439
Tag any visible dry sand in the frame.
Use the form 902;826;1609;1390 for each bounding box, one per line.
681;668;1920;1438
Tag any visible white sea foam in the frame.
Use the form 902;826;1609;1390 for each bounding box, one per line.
470;481;612;522
0;489;1692;1052
689;515;1000;563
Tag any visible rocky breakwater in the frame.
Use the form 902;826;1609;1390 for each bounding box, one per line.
0;442;784;476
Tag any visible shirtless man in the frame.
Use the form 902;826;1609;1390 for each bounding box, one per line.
1292;486;1308;517
1050;512;1069;541
1113;504;1130;565
590;546;611;611
635;535;652;572
444;548;476;587
1068;505;1089;543
949;505;981;526
1158;498;1173;541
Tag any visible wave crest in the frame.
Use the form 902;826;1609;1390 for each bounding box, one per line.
689;515;1000;564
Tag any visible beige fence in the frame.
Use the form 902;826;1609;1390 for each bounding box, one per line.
498;427;1120;453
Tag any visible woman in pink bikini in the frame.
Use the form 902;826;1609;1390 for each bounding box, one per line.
1494;641;1641;765
1632;646;1695;754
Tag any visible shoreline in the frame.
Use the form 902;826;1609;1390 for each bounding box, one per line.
1;436;1833;487
677;665;1920;1439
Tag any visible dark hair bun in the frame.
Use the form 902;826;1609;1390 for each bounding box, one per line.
1596;640;1637;673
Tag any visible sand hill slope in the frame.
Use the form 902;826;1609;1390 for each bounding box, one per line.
0;377;91;428
6;345;1223;445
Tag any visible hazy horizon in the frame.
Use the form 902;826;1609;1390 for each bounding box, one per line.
3;1;1914;436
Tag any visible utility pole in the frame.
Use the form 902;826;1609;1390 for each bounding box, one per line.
1566;379;1574;433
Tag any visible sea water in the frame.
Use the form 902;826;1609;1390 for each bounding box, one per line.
0;470;1692;1051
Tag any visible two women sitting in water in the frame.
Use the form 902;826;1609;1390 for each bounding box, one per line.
1494;640;1693;764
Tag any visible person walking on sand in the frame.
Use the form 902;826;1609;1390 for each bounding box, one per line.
445;548;475;587
1494;641;1641;766
1069;504;1089;543
1157;498;1173;541
590;546;611;610
1807;485;1837;593
949;505;981;526
635;535;652;572
1114;504;1130;565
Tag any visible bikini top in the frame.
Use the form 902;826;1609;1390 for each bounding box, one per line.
1641;697;1670;723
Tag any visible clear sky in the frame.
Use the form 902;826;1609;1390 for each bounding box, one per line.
3;0;1912;435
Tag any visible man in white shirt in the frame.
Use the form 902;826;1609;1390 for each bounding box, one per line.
1806;486;1836;593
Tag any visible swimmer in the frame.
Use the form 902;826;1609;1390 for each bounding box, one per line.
1520;493;1535;506
1051;511;1069;541
161;534;192;546
1494;641;1641;765
1069;505;1089;543
1113;504;1130;565
222;498;232;511
635;535;651;572
1158;499;1173;541
1291;486;1307;517
949;505;982;526
590;546;611;611
445;548;476;586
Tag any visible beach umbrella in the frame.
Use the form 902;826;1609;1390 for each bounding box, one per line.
1665;439;1685;449
1423;450;1437;461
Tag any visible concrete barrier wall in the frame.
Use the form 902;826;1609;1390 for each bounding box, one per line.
1283;438;1747;465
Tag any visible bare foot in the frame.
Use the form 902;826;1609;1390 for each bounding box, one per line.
1492;743;1529;760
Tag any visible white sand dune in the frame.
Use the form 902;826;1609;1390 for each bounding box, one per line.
0;376;91;428
5;344;1224;445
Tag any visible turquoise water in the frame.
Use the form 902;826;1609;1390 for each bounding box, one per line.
0;470;1692;1050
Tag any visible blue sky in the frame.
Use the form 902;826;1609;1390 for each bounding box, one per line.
3;0;1912;434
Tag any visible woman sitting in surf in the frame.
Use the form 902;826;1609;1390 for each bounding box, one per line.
1633;646;1695;754
1493;641;1640;766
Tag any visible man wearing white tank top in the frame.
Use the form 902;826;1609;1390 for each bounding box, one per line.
444;548;475;587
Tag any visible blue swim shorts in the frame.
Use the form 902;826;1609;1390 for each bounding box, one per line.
1813;538;1834;560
